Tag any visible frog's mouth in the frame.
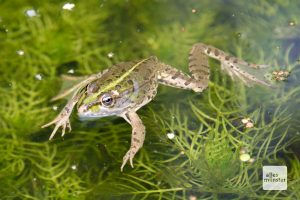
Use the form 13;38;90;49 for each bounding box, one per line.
77;103;120;121
77;103;101;120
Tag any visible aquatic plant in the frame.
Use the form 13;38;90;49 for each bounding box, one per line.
0;0;299;199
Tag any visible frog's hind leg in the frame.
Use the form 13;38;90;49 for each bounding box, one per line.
158;43;272;90
158;44;210;93
193;43;271;87
158;64;209;92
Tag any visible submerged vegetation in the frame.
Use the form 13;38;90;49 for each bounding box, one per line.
0;0;299;199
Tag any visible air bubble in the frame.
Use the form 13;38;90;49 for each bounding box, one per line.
167;132;175;139
35;74;42;81
25;9;38;17
288;20;296;26
68;69;75;74
71;164;77;170
0;24;8;33
107;52;114;58
16;50;25;56
62;3;75;10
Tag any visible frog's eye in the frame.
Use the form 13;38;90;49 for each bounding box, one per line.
100;93;115;107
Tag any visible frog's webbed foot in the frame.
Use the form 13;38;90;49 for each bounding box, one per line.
42;109;72;140
120;111;146;172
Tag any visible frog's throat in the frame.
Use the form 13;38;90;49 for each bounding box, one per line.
83;58;150;104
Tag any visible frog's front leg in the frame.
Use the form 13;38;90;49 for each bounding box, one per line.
120;111;146;171
42;94;80;140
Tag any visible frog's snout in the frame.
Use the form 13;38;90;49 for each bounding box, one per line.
78;104;88;113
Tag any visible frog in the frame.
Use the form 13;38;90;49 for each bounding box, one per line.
42;43;271;171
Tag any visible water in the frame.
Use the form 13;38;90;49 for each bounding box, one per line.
0;0;299;199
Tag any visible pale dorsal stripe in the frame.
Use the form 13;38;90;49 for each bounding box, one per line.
83;58;150;103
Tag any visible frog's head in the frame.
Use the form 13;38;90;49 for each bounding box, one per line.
77;88;130;120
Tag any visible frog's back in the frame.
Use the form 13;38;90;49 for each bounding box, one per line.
86;56;161;110
114;56;161;105
109;56;160;80
89;56;158;87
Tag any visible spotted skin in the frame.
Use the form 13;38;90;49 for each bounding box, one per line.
42;43;271;171
120;111;146;171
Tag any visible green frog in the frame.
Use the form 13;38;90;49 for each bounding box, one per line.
42;43;271;171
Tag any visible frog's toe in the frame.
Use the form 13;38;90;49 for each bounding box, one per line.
121;153;129;172
129;156;134;168
66;120;72;132
41;118;56;128
49;125;60;140
61;123;67;137
250;63;269;69
121;150;136;171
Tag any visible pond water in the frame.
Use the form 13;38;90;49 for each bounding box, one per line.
0;0;299;199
